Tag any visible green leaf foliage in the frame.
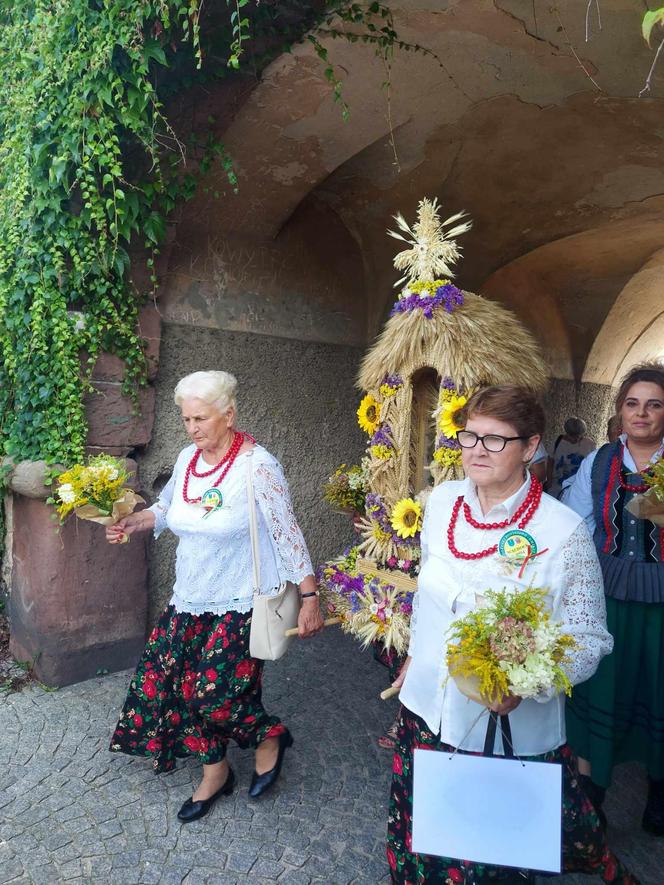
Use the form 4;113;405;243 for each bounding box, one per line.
643;8;664;48
0;1;206;463
0;0;421;465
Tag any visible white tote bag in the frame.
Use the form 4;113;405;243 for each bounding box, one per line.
412;713;563;874
245;450;300;660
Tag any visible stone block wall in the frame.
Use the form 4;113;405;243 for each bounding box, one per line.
137;322;366;623
543;378;614;450
8;491;148;686
84;304;162;457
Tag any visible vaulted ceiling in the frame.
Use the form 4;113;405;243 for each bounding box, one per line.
160;0;664;383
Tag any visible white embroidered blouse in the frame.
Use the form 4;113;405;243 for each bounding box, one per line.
148;444;314;616
399;475;613;756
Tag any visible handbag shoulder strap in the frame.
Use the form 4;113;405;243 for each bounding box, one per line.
246;449;261;592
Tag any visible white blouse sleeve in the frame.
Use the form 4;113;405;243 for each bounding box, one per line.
147;470;176;539
535;521;612;702
253;457;314;585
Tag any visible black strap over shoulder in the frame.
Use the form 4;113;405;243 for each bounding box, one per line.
483;711;514;759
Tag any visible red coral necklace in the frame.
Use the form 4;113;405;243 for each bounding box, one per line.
447;476;543;560
614;443;653;493
182;431;246;504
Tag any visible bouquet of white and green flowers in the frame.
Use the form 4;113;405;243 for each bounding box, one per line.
446;587;577;705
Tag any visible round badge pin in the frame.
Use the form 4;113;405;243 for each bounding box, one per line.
201;488;223;515
498;529;537;559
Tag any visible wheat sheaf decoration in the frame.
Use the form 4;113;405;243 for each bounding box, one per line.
316;198;549;659
358;197;548;393
387;197;472;286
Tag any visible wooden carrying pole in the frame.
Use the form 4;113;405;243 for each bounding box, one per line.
380;685;400;700
284;617;341;637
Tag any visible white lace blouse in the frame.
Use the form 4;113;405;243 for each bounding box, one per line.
148;444;314;616
399;475;613;756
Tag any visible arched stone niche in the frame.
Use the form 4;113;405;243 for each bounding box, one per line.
584;248;664;387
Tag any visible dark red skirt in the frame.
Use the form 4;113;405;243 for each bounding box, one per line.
387;708;638;884
110;605;285;773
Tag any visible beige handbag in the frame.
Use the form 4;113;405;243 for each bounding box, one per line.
246;450;300;660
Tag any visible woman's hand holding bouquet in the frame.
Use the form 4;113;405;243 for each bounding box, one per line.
446;586;577;709
627;456;664;526
50;454;145;542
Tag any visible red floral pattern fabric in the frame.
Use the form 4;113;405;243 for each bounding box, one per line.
387;708;638;884
110;606;285;773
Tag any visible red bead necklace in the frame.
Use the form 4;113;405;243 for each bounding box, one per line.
614;443;652;493
447;476;543;560
182;430;245;504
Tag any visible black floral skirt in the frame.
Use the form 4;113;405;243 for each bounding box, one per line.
387;708;638;885
110;605;285;773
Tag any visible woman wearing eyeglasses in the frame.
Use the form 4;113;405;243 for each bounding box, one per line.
386;386;636;884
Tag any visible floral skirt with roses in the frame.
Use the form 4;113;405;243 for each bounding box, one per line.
110;605;286;773
387;708;638;885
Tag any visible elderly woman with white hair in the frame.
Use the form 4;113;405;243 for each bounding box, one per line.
106;370;323;821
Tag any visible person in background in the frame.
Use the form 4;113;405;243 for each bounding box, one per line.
547;417;596;499
529;439;548;484
607;413;621;444
564;362;664;835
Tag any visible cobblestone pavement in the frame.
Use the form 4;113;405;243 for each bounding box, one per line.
1;626;663;884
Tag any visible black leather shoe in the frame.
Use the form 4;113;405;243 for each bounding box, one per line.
177;767;235;823
642;777;664;836
248;730;294;799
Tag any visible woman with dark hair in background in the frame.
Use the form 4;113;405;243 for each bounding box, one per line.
565;362;664;834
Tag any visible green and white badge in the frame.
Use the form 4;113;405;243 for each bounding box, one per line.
201;487;224;518
498;529;537;560
497;529;548;577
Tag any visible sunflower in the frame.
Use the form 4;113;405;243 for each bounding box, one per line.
357;393;381;435
390;498;423;539
438;394;467;439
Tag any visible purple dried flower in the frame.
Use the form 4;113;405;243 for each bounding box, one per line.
370;425;393;447
437;434;461;450
437;283;464;313
390;283;465;319
365;492;387;520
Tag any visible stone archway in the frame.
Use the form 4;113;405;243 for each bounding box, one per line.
479;218;664;442
584;247;664;386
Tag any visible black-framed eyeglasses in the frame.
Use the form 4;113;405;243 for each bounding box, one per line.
457;430;529;453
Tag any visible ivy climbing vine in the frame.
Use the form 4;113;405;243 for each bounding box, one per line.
0;1;207;464
0;1;431;466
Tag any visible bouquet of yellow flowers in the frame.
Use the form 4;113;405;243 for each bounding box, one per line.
626;456;664;527
446;587;577;705
50;454;144;537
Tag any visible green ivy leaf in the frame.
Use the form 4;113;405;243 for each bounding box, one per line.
643;9;664;47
